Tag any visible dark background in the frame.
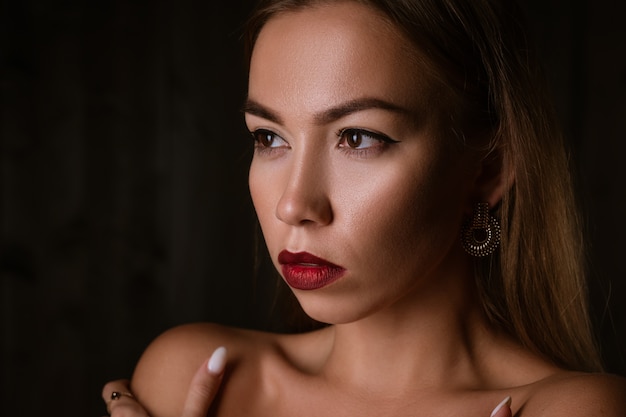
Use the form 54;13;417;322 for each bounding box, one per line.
1;1;625;416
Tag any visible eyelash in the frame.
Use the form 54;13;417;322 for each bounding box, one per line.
249;127;399;157
336;128;399;157
250;129;289;156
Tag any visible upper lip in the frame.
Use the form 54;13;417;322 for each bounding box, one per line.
278;250;342;268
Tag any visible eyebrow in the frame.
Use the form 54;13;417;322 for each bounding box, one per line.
242;97;410;125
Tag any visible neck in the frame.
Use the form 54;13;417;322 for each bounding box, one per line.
318;255;499;395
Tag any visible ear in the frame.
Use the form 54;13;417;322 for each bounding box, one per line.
470;144;514;210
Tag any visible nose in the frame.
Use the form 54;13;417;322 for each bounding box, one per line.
275;157;333;226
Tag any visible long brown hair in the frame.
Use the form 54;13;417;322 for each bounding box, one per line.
244;0;602;372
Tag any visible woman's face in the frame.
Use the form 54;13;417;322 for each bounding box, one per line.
246;2;484;324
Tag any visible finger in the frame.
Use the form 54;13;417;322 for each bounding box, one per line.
102;380;149;417
490;396;512;417
102;379;131;403
180;347;227;417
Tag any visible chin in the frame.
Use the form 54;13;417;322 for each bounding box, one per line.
294;293;381;325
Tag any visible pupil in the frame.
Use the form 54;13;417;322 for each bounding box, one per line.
261;133;273;146
349;132;362;148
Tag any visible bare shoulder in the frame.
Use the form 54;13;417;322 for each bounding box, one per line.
520;371;626;416
130;322;276;417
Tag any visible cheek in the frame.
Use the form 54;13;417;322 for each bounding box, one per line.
248;162;286;257
337;156;471;270
348;180;452;252
248;164;273;230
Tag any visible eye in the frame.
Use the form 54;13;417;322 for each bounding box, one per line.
250;129;289;150
337;128;398;150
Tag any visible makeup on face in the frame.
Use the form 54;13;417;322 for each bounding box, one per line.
278;250;346;291
246;3;482;324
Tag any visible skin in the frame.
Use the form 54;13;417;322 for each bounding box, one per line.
105;2;626;417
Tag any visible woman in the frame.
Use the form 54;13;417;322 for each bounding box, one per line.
103;0;626;416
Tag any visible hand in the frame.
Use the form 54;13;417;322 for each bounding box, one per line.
102;347;227;417
490;396;512;417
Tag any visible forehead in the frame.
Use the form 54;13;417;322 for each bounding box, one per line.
248;2;441;115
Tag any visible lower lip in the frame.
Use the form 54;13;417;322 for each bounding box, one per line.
281;264;346;290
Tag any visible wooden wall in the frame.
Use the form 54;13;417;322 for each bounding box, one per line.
1;1;624;416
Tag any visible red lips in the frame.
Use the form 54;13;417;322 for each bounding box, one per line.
278;250;346;290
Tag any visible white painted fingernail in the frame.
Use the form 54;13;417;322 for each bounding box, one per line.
490;396;512;417
207;346;227;375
